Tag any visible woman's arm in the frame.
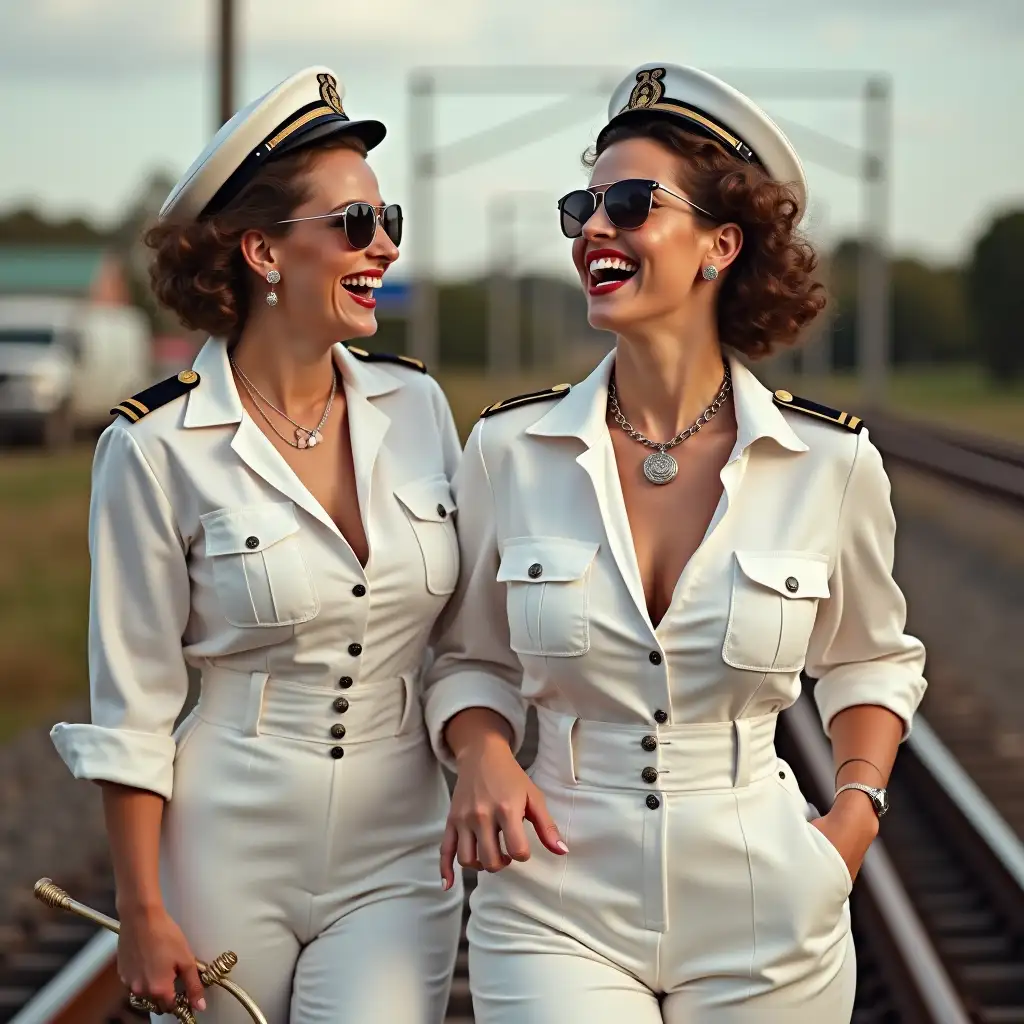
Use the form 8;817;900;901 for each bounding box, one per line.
805;429;928;876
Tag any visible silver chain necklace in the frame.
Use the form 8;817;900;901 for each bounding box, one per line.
229;355;337;449
607;361;732;485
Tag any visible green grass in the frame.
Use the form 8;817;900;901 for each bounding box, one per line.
0;360;1016;741
789;365;1024;443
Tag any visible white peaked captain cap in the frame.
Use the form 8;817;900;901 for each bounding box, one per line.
599;63;808;222
160;66;386;223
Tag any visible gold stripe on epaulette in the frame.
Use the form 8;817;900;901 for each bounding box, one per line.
112;404;141;422
124;398;149;415
265;105;337;151
480;383;570;417
397;355;425;371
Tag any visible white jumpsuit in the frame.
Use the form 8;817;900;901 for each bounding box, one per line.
424;349;927;1023
51;338;464;1023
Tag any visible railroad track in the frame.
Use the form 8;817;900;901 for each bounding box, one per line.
7;418;1024;1023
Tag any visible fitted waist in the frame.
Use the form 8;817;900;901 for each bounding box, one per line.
532;707;779;792
196;667;421;746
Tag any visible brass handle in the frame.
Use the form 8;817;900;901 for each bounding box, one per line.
33;878;269;1023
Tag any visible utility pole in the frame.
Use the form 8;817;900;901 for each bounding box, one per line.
409;72;439;369
486;195;520;377
217;0;236;128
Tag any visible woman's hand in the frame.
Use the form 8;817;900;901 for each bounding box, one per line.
117;904;207;1015
439;734;567;890
810;789;881;882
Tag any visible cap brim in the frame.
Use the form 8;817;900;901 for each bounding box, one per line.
274;117;387;157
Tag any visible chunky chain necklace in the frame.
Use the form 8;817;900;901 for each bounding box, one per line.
229;355;337;449
607;361;732;485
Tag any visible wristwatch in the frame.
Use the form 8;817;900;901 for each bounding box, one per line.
834;782;889;817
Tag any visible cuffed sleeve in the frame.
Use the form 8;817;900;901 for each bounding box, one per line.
423;420;527;771
807;429;927;739
49;425;191;800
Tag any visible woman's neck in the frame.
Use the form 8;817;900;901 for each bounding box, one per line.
611;317;730;442
230;308;339;417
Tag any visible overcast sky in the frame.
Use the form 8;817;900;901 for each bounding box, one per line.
1;0;1022;279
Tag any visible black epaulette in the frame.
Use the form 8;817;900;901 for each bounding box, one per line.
346;345;427;373
110;370;201;424
480;383;571;418
772;389;864;433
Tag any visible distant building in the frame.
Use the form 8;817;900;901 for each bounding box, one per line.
0;246;132;306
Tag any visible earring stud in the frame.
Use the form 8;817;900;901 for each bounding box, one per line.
266;269;281;306
702;264;719;281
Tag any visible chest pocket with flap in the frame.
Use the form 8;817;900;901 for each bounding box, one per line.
497;537;599;657
201;502;319;628
722;551;830;673
394;475;459;596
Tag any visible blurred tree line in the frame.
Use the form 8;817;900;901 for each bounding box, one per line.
2;185;1022;382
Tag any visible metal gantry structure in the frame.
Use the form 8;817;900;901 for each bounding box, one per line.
407;66;893;401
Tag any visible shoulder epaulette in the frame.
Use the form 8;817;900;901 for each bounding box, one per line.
111;369;200;424
772;389;864;433
480;383;571;418
346;345;427;374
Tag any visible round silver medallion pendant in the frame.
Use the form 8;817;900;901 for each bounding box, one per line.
643;450;678;485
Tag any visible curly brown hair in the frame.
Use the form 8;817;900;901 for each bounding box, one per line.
145;135;368;339
587;118;826;358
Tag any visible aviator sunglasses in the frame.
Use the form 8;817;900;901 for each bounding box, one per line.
277;202;403;250
557;178;713;239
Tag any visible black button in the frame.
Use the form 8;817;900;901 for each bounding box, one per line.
330;746;345;759
245;535;259;550
338;676;353;689
436;504;448;518
649;651;662;665
641;735;657;752
653;710;669;724
331;724;346;739
334;697;349;713
779;770;786;779
348;643;362;657
528;562;543;579
785;576;799;593
352;584;366;597
641;767;659;784
646;794;661;810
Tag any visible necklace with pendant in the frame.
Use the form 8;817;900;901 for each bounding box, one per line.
230;356;337;449
607;361;732;485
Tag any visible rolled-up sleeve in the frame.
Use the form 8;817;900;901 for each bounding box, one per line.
423;419;527;771
50;424;190;799
807;428;927;739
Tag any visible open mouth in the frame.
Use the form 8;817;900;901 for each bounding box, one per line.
587;249;638;296
340;271;383;309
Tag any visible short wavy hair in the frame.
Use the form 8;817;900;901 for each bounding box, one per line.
587;118;826;358
144;135;368;339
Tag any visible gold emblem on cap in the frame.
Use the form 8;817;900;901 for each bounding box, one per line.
317;73;345;116
178;369;199;384
627;68;666;110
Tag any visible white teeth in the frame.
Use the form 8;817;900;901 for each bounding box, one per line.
588;257;638;274
340;275;383;288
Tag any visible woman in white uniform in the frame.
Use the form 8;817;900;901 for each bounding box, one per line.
424;64;927;1022
50;66;463;1022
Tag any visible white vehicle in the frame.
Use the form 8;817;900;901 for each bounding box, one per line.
0;296;151;447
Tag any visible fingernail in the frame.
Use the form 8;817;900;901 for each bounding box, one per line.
441;878;450;891
196;998;207;1011
556;841;569;854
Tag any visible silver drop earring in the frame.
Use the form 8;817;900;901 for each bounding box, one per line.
266;269;281;306
702;264;719;281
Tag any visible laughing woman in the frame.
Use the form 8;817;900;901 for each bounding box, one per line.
51;67;463;1023
425;64;926;1022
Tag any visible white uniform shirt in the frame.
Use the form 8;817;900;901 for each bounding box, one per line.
52;338;461;799
424;349;926;768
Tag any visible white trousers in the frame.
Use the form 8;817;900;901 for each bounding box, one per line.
468;709;856;1023
153;668;463;1024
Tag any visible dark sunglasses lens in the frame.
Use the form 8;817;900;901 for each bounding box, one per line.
559;191;595;238
382;204;403;246
604;180;653;230
344;203;377;249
